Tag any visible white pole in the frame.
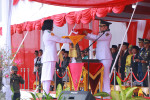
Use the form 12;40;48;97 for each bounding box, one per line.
89;22;93;59
130;68;133;88
57;24;76;56
109;2;138;78
24;68;25;89
11;31;29;63
1;0;13;100
1;0;12;51
148;66;150;97
28;68;30;90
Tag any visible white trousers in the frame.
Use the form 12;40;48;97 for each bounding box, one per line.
101;60;112;94
43;80;51;95
41;61;56;83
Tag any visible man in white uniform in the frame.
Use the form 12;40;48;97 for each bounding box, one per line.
84;20;112;95
41;20;72;98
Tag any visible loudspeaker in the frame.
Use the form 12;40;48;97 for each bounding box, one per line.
58;91;96;100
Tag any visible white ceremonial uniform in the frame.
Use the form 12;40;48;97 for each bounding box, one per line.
86;31;112;94
41;30;72;82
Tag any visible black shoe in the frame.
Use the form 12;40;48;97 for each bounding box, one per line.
39;89;41;93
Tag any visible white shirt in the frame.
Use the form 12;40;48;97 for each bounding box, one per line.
33;57;38;72
42;30;72;63
85;31;113;60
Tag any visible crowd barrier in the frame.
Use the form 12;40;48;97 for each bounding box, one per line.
110;66;150;97
20;68;30;90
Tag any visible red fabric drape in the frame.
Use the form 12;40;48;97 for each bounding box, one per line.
143;20;150;40
13;0;20;5
30;0;142;8
11;30;41;89
127;22;137;45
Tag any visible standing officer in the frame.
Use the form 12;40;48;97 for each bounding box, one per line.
41;19;72;98
135;38;145;81
10;66;24;100
84;20;112;95
36;49;43;93
131;46;139;81
120;42;129;80
110;45;118;72
141;39;150;87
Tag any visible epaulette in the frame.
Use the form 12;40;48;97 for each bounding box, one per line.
105;32;110;36
51;33;54;36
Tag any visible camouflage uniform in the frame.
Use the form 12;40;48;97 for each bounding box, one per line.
10;73;24;100
141;48;150;87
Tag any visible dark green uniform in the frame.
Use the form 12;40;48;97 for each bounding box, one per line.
10;73;24;100
141;48;150;87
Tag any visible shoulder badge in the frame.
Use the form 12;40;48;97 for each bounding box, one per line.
51;33;54;36
106;33;110;36
48;30;51;33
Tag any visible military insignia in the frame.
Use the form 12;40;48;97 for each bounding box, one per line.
51;33;54;36
106;33;109;36
48;30;51;33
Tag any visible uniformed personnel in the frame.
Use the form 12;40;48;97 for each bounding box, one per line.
41;19;72;98
84;19;112;97
141;39;150;87
135;38;145;81
10;66;24;100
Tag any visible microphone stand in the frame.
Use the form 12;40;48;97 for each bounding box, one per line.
86;31;105;91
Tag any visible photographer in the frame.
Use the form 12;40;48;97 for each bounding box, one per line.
10;66;24;100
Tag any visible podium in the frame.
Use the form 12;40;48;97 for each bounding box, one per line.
67;62;104;94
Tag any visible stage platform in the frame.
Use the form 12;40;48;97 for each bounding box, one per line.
20;85;150;100
20;90;110;100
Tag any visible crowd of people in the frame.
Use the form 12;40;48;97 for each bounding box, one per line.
110;38;150;87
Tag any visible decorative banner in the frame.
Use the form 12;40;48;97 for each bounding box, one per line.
83;62;104;94
89;74;101;94
62;35;85;46
83;62;103;79
68;63;84;91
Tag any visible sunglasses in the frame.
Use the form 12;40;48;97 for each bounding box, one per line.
100;25;106;27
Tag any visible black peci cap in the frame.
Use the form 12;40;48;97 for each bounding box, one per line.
144;39;150;44
62;49;66;52
35;50;38;54
42;19;53;31
132;46;139;50
100;19;112;27
123;42;129;47
112;45;117;49
39;49;43;53
64;51;69;53
138;38;144;43
11;66;18;71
